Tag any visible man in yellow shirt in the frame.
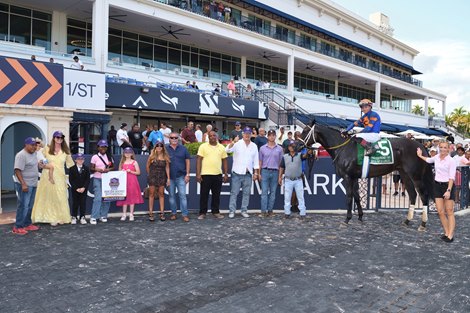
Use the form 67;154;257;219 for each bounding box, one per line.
196;131;229;219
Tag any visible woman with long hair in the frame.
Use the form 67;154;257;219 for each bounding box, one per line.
146;140;170;221
417;141;457;242
117;147;143;221
32;131;74;226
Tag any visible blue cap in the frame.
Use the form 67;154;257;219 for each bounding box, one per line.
97;139;108;147
24;137;37;145
53;130;64;138
123;147;134;153
154;140;164;146
288;140;296;146
235;121;241;126
242;127;252;134
75;153;85;159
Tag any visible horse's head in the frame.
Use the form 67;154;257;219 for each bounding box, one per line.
299;119;317;149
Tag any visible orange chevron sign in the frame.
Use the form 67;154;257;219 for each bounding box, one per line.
0;56;63;107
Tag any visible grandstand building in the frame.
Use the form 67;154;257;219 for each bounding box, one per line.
0;0;447;210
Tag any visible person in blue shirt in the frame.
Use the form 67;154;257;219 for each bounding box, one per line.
147;125;164;150
342;99;382;156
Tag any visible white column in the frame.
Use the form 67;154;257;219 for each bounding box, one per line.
442;100;446;117
424;96;429;119
334;80;338;98
240;56;247;79
374;81;381;109
287;53;295;99
92;0;109;71
51;11;68;53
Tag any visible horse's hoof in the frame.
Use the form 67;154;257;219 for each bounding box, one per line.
417;225;426;232
402;219;410;226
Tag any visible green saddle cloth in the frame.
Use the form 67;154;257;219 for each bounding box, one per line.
357;138;394;165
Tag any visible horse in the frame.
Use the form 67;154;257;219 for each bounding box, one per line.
300;121;434;230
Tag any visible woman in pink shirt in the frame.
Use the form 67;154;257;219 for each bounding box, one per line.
417;141;457;242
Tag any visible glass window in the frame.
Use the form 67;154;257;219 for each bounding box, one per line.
122;38;138;64
33;11;51;21
0;3;8;12
139;42;153;67
181;51;190;66
139;35;153;43
68;19;86;29
199;55;209;77
123;31;138;40
168;48;181;69
0;12;8;40
10;5;31;17
190;52;198;68
108;35;121;62
32;19;51;50
154;44;167;69
246;65;254;80
210;57;221;79
109;28;121;36
10;15;31;44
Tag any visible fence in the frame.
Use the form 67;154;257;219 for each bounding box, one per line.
361;166;470;212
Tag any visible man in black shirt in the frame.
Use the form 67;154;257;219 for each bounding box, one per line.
230;121;243;140
107;125;117;154
128;124;143;154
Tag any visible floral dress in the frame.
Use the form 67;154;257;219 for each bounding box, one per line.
147;159;167;187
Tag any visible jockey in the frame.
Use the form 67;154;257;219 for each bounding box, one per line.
343;98;381;156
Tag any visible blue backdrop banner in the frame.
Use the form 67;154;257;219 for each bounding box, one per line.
75;155;347;214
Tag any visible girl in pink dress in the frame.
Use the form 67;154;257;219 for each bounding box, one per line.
117;147;143;221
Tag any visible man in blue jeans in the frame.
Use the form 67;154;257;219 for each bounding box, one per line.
258;129;283;217
278;140;308;219
166;132;191;222
13;137;41;235
226;127;259;218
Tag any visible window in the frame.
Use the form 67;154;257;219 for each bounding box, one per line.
67;18;92;56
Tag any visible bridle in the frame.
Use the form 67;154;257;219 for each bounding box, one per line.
299;124;351;150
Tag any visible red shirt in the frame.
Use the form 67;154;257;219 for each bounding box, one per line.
181;128;196;143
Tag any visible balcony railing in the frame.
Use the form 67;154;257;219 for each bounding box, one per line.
160;0;423;87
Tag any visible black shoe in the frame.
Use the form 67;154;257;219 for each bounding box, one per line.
291;205;300;213
393;191;398;196
440;234;448;240
401;192;406;197
443;236;454;243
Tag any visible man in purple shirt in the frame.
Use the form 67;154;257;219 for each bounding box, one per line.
258;129;284;217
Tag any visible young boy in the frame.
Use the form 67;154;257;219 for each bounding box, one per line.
69;153;90;224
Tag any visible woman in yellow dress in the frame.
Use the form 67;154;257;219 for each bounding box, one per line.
32;131;74;225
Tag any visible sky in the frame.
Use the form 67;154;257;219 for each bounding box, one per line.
331;0;470;116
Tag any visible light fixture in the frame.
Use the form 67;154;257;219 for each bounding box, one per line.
140;87;150;93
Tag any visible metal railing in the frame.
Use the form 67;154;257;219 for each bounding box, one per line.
160;0;423;87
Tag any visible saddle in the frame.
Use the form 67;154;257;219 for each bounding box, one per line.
357;138;394;166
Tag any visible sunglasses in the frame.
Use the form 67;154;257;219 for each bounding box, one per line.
55;136;64;139
170;137;178;139
155;144;164;148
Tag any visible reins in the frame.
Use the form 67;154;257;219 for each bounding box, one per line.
301;124;351;150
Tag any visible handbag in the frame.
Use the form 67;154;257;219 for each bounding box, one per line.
143;186;158;199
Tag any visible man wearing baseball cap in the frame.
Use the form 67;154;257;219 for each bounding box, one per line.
279;140;309;219
12;137;41;235
258;129;283;217
226;126;259;218
230;121;243;140
342;99;382;156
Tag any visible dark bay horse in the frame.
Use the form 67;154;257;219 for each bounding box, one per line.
300;121;434;229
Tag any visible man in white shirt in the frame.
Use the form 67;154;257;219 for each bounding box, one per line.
195;124;203;142
159;121;172;144
276;127;286;145
226;126;259;218
116;123;131;150
70;56;84;70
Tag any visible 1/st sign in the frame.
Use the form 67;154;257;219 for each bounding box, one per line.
63;69;105;111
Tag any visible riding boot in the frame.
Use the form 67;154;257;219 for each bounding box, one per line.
353;137;375;155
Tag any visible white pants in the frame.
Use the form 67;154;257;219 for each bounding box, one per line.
355;132;380;143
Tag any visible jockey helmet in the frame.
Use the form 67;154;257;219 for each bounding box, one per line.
358;99;373;108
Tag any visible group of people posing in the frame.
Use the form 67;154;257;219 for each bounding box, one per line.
12;125;313;235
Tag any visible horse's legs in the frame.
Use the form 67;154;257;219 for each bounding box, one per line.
353;179;363;222
401;173;417;226
343;177;354;224
414;179;430;231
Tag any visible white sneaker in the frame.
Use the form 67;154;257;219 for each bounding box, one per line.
241;212;249;218
99;217;108;223
228;212;235;218
90;218;97;225
71;217;77;225
129;214;134;222
80;217;87;225
120;214;127;221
